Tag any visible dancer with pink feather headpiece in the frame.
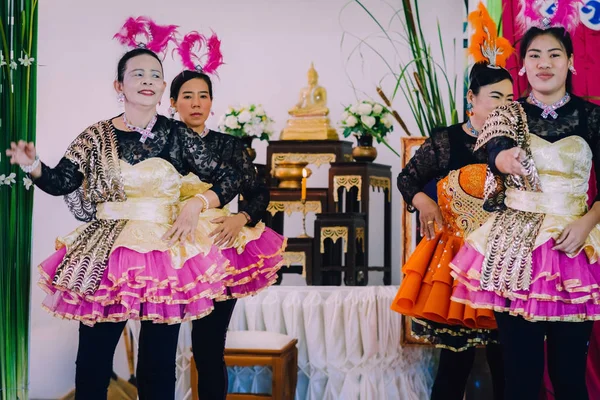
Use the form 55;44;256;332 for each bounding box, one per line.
166;29;286;399
449;1;600;399
5;16;281;399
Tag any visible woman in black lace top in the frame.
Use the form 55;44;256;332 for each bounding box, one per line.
450;27;600;400
393;62;514;400
169;70;285;400
6;48;253;400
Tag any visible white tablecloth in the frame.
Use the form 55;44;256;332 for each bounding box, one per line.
131;286;435;399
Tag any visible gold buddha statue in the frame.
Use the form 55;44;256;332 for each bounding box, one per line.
280;63;338;140
289;63;328;117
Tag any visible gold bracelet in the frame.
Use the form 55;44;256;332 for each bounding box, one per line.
194;193;209;212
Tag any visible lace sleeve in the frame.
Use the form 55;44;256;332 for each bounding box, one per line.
396;130;449;208
233;139;269;224
486;136;516;175
33;157;84;196
587;103;600;203
169;123;241;205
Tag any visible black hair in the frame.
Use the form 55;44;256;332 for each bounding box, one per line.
519;26;574;92
170;70;213;101
116;48;163;83
468;62;514;95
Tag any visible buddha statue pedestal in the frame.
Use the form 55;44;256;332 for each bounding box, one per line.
280;116;338;140
280;62;338;141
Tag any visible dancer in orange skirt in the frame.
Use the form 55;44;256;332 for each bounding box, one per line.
392;4;513;399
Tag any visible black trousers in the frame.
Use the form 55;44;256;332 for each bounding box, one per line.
74;320;181;400
430;343;504;400
494;312;594;400
191;298;238;400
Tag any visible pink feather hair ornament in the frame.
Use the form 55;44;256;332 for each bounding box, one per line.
113;16;179;59
516;0;583;34
173;30;224;75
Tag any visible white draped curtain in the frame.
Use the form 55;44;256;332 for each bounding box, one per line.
137;286;435;400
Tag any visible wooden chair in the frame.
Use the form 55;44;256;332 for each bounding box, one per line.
191;331;298;400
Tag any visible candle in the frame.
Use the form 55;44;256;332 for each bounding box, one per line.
301;168;307;201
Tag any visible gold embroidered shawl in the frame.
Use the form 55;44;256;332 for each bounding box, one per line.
54;121;128;296
475;102;545;292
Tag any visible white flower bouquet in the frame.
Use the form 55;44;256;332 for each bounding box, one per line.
217;104;275;141
339;100;399;156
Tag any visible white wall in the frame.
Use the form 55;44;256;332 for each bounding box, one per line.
32;0;464;397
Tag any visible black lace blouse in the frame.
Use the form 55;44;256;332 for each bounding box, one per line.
486;96;600;202
201;131;269;226
397;123;487;209
33;115;242;206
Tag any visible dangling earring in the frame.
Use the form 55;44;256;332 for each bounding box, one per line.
117;92;125;104
168;106;177;118
518;66;526;76
211;111;214;116
569;64;577;75
466;102;474;117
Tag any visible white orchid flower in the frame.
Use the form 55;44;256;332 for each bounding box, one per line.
3;173;16;185
18;53;35;67
23;177;33;190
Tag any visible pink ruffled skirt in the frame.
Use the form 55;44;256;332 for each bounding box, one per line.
39;227;286;326
450;239;600;321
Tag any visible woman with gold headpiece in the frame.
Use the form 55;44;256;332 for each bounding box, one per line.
391;3;513;399
450;1;600;399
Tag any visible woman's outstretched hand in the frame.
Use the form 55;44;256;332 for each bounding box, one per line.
495;147;527;176
6;140;41;178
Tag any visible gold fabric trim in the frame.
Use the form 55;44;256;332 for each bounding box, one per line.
320;226;348;253
449;297;600;323
447;169;488;237
369;176;391;202
355;227;365;252
282;251;307;277
267;200;322;216
333;175;362;202
270;153;336;175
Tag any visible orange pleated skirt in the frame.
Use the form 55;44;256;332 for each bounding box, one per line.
391;231;497;330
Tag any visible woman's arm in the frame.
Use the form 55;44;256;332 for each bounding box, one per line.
396;132;446;239
235;139;269;225
208;139;269;246
169;126;242;207
6;141;83;196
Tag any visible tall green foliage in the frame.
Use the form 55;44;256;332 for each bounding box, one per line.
0;1;38;399
341;0;459;137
